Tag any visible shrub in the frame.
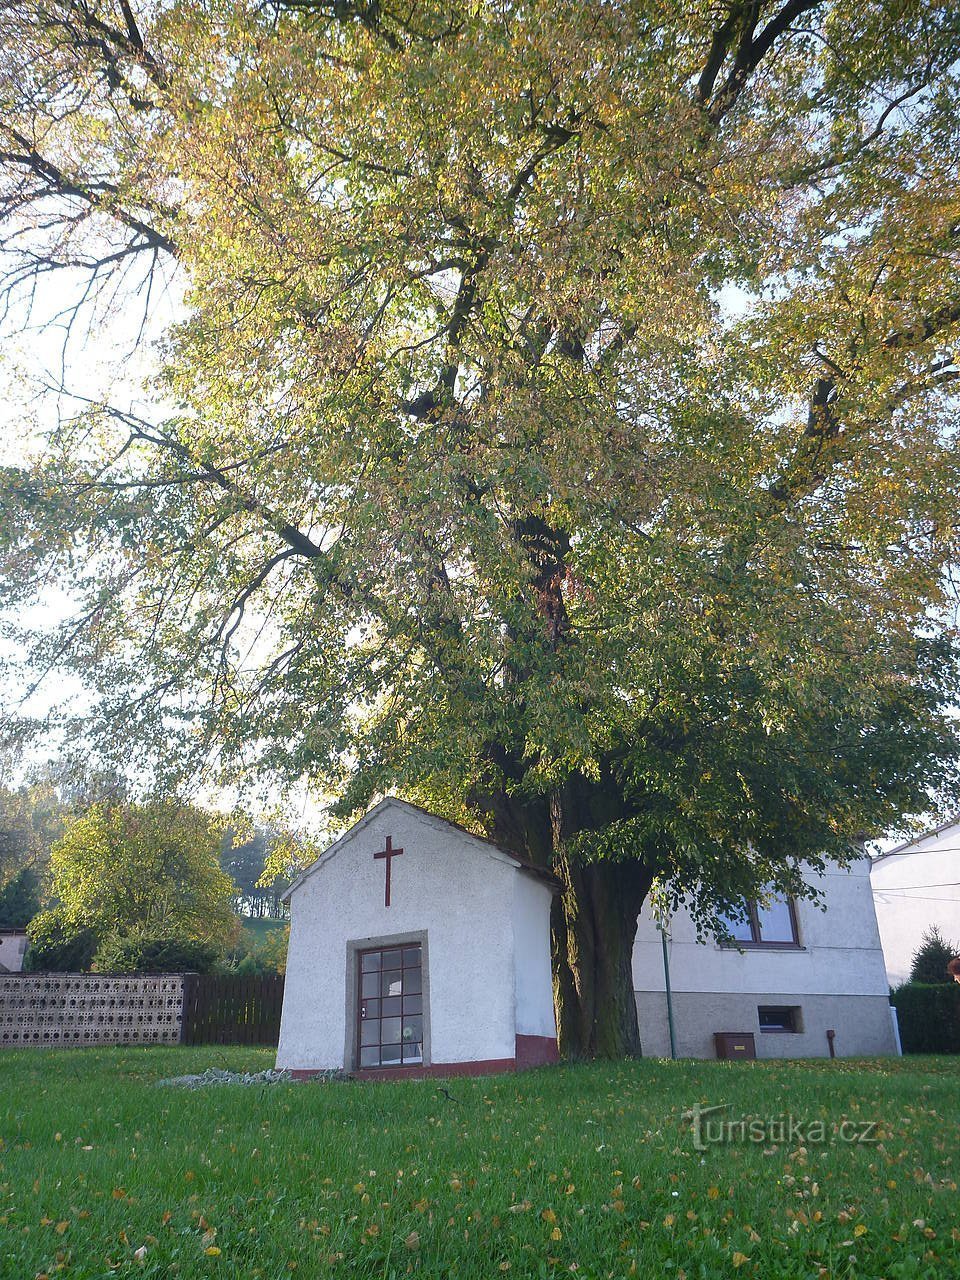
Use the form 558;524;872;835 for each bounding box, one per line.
257;925;289;976
24;908;100;972
219;921;289;976
891;982;960;1054
93;934;219;974
909;925;959;984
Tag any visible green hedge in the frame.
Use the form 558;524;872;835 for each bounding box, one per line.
93;934;219;975
24;908;100;972
891;982;960;1054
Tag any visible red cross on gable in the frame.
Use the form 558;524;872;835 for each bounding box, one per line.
373;835;403;907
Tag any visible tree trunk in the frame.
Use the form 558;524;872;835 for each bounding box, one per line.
551;851;653;1058
476;774;654;1059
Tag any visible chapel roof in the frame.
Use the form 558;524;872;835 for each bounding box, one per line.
283;797;559;900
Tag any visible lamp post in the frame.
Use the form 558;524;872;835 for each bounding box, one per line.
656;909;678;1060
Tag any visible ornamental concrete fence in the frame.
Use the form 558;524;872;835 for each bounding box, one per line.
0;973;284;1048
0;974;186;1047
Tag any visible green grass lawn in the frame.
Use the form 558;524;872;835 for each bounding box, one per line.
1;1049;957;1279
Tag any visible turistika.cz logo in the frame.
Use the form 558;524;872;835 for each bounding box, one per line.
682;1103;878;1152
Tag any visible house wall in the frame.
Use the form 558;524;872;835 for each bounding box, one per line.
632;857;897;1058
277;805;521;1072
0;932;28;974
871;826;960;987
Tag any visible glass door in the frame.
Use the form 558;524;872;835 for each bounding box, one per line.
357;944;423;1067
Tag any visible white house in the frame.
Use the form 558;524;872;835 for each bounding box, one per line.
871;817;960;987
278;801;897;1075
276;798;559;1076
634;855;897;1058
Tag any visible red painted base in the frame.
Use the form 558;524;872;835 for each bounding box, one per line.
347;1058;516;1082
288;1035;560;1082
515;1034;561;1068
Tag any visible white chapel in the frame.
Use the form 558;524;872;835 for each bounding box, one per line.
276;798;560;1076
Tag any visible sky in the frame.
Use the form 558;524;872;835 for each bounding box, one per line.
0;264;332;832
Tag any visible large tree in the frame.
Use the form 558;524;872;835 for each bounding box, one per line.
1;0;960;1054
44;801;238;948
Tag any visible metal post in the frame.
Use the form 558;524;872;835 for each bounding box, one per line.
659;918;678;1060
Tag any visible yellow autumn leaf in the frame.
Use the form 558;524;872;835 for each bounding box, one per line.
732;1253;750;1267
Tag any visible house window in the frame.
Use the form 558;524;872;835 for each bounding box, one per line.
758;1005;802;1033
357;944;423;1068
717;894;799;947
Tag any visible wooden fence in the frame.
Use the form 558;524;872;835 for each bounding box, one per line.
180;973;284;1046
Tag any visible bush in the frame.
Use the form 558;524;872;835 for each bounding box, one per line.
909;925;959;984
219;921;289;976
93;934;220;974
891;982;960;1054
24;908;100;972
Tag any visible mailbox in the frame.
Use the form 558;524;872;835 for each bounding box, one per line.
714;1031;757;1060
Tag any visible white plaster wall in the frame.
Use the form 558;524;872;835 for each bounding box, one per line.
636;990;896;1060
871;826;960;986
511;874;557;1039
277;803;520;1071
632;857;890;1000
0;933;28;973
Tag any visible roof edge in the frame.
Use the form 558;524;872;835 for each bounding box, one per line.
871;812;960;864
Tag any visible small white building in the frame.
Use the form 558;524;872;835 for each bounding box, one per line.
871;817;960;987
276;799;559;1076
0;930;28;974
634;855;897;1058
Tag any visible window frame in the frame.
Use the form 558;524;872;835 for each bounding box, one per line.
355;941;425;1070
717;896;801;949
758;1005;803;1033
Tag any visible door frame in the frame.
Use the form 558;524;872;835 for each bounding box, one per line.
343;929;430;1071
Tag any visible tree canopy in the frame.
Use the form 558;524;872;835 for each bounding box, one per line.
44;801;238;949
1;0;959;1051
